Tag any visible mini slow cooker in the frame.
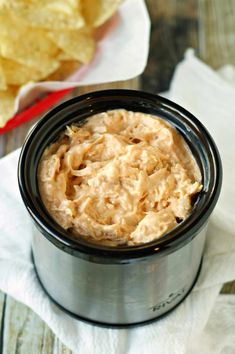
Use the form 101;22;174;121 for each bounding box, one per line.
18;90;222;327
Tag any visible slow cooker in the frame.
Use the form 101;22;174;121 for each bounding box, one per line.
18;90;222;326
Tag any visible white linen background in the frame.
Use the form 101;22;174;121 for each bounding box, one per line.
0;50;235;353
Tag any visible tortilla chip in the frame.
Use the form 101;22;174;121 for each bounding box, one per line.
57;51;74;61
48;28;95;64
0;61;7;90
0;12;60;68
1;58;60;86
0;0;85;29
46;60;81;81
82;0;123;27
0;87;17;127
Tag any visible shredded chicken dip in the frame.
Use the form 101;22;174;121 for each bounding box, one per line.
38;110;202;246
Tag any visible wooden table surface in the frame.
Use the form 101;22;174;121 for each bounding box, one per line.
1;1;235;352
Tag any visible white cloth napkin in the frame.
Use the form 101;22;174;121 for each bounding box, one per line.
1;49;235;354
187;295;235;354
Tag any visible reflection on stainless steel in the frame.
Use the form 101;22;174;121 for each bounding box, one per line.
32;226;206;325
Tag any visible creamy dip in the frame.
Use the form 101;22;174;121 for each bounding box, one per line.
38;109;202;246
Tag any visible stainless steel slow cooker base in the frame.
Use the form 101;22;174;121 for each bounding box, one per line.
32;224;207;326
19;90;222;328
32;251;203;328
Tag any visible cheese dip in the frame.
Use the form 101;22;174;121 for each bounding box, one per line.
38;109;202;246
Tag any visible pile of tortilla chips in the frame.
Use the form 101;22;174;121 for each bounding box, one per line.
0;0;122;127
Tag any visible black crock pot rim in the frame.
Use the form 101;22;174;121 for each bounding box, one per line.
18;89;222;261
